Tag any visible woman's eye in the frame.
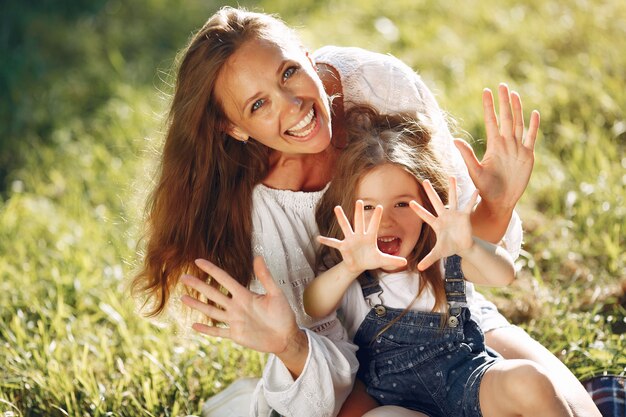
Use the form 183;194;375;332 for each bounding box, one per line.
251;99;265;112
283;66;298;81
395;202;409;208
363;205;375;211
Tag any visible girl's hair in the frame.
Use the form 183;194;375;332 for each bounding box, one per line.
316;105;450;316
132;7;298;316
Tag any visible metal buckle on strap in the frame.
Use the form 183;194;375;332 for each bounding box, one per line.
447;303;462;328
366;287;387;317
445;277;465;297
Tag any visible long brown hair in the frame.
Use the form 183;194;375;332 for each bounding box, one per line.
316;106;450;315
132;7;297;316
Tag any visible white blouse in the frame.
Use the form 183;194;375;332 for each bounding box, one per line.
248;45;523;417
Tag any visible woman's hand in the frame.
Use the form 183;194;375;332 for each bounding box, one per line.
454;83;540;211
180;257;302;357
410;177;479;271
317;201;407;274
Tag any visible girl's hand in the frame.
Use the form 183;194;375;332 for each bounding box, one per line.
454;83;540;211
410;177;479;271
180;257;300;355
317;200;407;274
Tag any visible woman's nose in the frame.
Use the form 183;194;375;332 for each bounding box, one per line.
282;90;303;113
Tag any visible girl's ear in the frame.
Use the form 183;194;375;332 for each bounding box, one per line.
226;124;249;143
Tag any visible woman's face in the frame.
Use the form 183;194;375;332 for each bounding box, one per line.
215;37;332;155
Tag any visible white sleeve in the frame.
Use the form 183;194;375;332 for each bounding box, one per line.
251;328;359;417
250;186;359;416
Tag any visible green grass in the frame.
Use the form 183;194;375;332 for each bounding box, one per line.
1;0;624;415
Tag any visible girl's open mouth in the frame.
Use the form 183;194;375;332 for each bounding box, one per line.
377;236;401;255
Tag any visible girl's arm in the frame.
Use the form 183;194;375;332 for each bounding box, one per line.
304;261;360;319
410;177;515;287
304;202;407;319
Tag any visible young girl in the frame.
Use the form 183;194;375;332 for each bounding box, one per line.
304;107;573;417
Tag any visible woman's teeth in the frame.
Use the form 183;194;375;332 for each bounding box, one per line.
287;108;316;137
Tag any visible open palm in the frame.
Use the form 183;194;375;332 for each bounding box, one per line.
180;257;299;355
410;177;479;271
317;201;407;274
454;84;540;210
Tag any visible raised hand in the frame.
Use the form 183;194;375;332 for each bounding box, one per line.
454;83;540;211
180;257;300;355
317;200;407;274
410;177;479;271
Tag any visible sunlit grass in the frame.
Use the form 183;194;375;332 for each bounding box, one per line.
1;0;624;415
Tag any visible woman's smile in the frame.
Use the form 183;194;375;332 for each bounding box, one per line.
285;106;320;140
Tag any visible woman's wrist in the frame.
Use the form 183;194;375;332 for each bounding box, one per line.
477;196;515;220
471;199;514;243
275;327;309;378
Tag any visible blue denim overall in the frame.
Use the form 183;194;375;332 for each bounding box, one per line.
353;256;500;417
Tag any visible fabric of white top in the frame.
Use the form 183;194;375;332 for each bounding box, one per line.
339;270;441;340
247;46;523;417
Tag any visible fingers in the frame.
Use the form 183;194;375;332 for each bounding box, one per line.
353;200;365;234
252;256;280;296
181;294;228;322
410;200;437;226
317;235;343;249
180;273;231;307
334;205;354;238
422;179;445;214
417;250;439;271
191;322;230;338
524;110;540;150
447;176;458;210
482;88;500;143
453;139;483;183
366;205;383;235
194;258;243;297
380;254;408;269
511;90;524;140
498;83;514;139
464;189;480;213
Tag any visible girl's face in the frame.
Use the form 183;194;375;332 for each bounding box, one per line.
356;163;424;273
214;37;332;155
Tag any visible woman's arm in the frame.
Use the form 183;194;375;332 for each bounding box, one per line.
455;84;540;244
181;257;360;417
457;237;515;286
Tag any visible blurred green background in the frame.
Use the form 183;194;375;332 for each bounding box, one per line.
1;0;624;415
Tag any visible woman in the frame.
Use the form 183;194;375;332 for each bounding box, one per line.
132;6;599;417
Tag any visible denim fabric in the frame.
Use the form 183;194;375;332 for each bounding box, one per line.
353;256;500;417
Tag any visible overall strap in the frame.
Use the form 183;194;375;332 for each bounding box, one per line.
444;255;466;303
358;271;384;298
443;255;466;327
